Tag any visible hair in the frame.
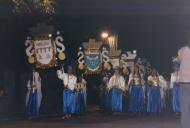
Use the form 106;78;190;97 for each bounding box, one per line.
133;65;140;76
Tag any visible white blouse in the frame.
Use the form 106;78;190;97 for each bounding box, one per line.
107;75;125;91
57;69;77;90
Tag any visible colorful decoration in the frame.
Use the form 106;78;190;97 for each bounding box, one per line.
58;51;65;60
78;63;85;70
25;31;66;69
102;47;111;70
78;47;85;70
120;51;137;73
77;39;103;74
84;52;102;72
28;56;35;64
104;62;110;70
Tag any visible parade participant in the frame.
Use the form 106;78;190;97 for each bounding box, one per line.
26;70;42;119
76;75;87;113
177;46;190;128
57;66;77;119
170;65;180;115
106;67;126;113
100;72;110;110
128;65;144;114
147;69;161;113
159;75;168;111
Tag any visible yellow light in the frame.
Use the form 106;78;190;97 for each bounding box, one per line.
101;32;109;39
48;34;52;38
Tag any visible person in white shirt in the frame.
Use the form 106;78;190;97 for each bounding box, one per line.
76;75;87;113
170;65;180;114
147;69;161;113
26;70;42;119
177;46;190;128
128;65;144;114
57;66;77;119
106;67;126;113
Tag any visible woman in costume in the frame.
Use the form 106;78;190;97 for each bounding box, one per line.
128;65;145;114
76;75;87;113
170;59;181;115
57;66;77;119
106;67;126;113
26;70;42;119
147;69;161;113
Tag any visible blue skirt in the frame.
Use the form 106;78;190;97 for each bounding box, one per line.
76;90;85;113
172;83;181;112
147;86;161;113
105;90;111;111
26;90;39;117
107;87;125;112
128;85;144;112
63;89;77;114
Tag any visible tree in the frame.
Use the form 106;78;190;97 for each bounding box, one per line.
11;0;55;15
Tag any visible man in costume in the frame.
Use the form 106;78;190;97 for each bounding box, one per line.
177;46;190;128
57;66;77;119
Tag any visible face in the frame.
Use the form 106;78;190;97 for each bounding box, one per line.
152;70;157;76
79;76;83;82
134;66;139;73
68;69;73;75
114;70;119;75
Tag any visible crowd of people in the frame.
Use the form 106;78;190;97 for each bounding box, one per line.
25;58;181;120
100;63;180;115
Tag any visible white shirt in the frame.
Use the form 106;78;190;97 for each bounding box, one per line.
178;46;190;83
107;74;125;91
170;72;179;88
57;70;77;90
26;71;42;107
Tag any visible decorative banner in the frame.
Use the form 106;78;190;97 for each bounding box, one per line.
110;58;120;67
77;47;85;70
34;39;56;68
84;51;102;73
25;31;66;69
120;51;137;73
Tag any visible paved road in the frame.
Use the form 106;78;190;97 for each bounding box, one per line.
0;113;181;128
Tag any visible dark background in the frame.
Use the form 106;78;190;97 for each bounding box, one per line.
0;0;190;115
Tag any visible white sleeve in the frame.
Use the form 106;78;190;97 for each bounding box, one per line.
107;77;113;89
128;74;133;85
57;69;68;86
120;76;126;91
27;80;31;90
170;73;175;89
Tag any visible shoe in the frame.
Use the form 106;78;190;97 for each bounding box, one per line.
61;115;67;120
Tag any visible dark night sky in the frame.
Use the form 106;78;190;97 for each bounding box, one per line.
1;0;190;76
